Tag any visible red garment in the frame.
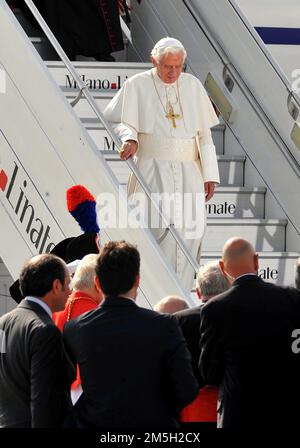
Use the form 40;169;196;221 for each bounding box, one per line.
180;386;218;423
53;291;99;389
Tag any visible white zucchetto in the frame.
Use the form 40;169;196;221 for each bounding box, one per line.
153;37;185;50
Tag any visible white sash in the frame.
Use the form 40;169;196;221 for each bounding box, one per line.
138;134;199;162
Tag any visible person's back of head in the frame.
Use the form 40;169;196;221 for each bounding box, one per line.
19;253;70;312
71;254;102;304
219;237;258;284
154;296;188;314
196;261;230;302
95;241;140;299
295;258;300;290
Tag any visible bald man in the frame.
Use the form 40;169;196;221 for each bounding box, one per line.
199;237;300;429
154;296;188;314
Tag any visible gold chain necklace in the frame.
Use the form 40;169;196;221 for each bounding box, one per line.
67;296;76;321
151;71;184;129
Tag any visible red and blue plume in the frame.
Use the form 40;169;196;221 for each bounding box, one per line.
66;185;100;233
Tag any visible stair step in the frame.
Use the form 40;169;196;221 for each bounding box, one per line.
211;123;225;155
46;61;153;91
81;118;225;156
206;187;266;218
65;90;112;118
199;252;299;286
104;153;245;187
203;219;287;252
217;156;245;186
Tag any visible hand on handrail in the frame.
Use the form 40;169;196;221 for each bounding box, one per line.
120;140;138;160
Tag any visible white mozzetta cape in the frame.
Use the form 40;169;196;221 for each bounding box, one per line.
104;68;220;183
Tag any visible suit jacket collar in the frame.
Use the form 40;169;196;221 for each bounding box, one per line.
18;299;54;322
233;274;263;287
101;295;138;308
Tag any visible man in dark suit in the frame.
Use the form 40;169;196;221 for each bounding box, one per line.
0;254;75;428
199;237;300;428
63;240;198;428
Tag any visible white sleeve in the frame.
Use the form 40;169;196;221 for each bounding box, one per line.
104;81;139;143
197;128;220;184
112;122;138;143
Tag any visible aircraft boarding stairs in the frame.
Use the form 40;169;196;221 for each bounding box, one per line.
0;0;299;316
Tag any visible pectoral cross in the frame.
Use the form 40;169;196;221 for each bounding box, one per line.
166;104;181;128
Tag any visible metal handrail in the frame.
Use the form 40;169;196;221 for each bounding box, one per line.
186;0;300;109
23;0;199;274
183;0;300;171
120;16;133;45
228;0;300;110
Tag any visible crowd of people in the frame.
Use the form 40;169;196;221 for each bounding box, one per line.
0;237;299;429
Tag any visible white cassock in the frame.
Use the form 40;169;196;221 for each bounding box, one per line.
104;67;220;292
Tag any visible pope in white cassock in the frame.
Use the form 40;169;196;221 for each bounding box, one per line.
104;37;220;292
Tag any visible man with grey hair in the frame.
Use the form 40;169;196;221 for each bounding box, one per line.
174;261;230;425
175;261;230;384
54;254;102;332
154;295;188;314
104;37;220;292
296;257;300;289
196;261;230;303
53;254;103;404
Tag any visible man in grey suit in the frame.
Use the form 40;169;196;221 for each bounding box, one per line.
0;254;75;428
